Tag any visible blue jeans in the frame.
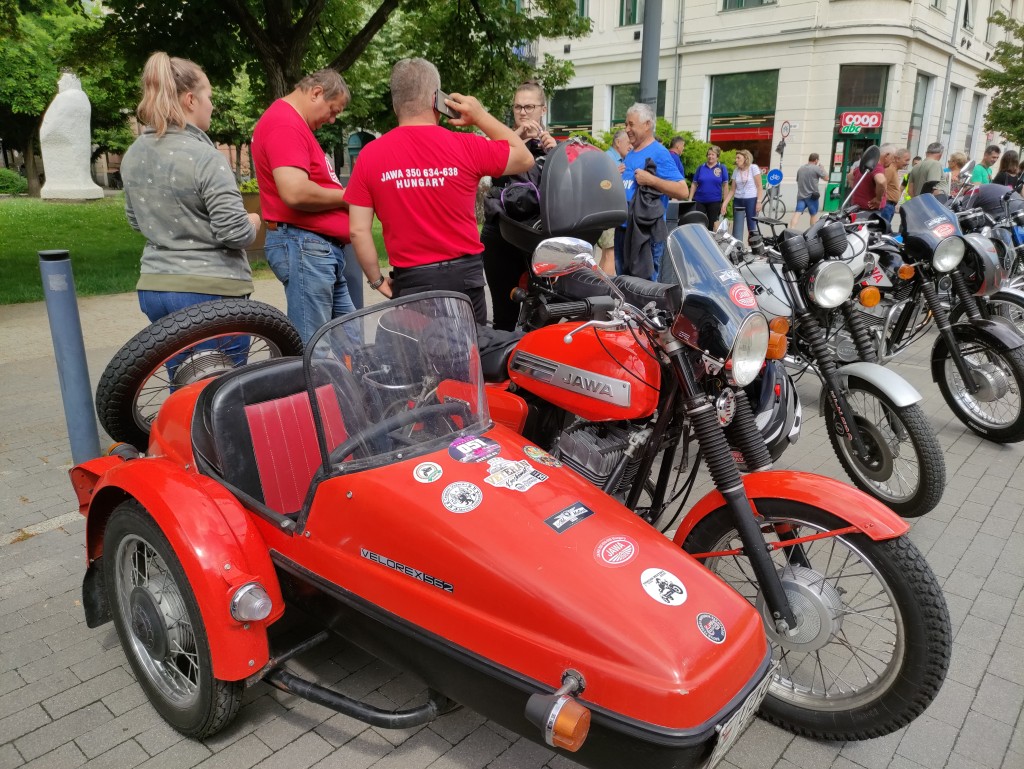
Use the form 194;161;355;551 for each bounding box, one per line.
265;224;356;344
732;197;758;238
137;290;250;376
879;202;896;224
613;227;665;281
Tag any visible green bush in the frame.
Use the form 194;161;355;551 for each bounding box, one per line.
0;168;28;195
238;178;259;193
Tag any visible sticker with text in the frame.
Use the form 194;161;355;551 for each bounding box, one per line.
448;435;500;463
413;462;443;484
360;547;453;593
594;535;638;568
523;445;562;467
729;283;757;309
484;458;547;492
932;223;956;239
544;502;595;534
640;568;687;606
441;482;483;514
696;612;726;644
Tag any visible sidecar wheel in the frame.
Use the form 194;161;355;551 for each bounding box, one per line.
824;380;945;517
936;338;1024;442
682;500;951;741
104;500;242;738
96;299;303;448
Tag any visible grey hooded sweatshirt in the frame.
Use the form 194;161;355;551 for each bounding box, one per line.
122;123;256;295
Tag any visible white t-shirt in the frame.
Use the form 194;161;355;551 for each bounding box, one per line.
734;164;761;199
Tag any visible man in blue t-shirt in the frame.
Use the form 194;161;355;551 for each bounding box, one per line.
615;102;688;279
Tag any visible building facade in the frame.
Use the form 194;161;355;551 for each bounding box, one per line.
538;0;1020;201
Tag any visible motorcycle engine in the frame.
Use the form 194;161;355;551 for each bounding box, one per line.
556;423;644;494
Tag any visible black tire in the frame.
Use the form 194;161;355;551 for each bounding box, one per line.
824;379;945;517
763;195;786;221
936;337;1024;442
103;500;242;738
683;500;951;740
96;299;303;447
950;295;1024;337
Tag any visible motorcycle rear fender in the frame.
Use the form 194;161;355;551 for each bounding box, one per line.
671;470;910;547
73;456;284;681
931;318;1024;382
816;361;923;415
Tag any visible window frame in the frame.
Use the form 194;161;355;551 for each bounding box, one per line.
619;0;644;26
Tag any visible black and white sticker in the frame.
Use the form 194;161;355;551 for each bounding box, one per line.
717;268;742;284
360;547;454;593
484;458;548;492
594;535;638;567
413;462;443;483
640;568;687;606
544;502;595;533
448;435;500;463
441;482;483;513
696;612;726;644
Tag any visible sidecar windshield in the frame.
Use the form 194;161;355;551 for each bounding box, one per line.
305;292;489;473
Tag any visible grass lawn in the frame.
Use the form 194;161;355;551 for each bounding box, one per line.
0;194;389;305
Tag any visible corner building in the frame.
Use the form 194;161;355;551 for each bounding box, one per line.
537;0;1021;204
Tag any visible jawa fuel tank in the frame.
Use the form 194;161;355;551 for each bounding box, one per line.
506;323;661;422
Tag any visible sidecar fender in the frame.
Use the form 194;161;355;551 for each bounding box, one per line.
671;471;910;547
816;361;922;415
931;318;1024;383
72;456;284;681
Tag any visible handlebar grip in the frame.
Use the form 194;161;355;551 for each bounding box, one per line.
537;300;593;323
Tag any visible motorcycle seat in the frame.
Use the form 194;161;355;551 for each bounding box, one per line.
477;325;525;382
613;275;682;315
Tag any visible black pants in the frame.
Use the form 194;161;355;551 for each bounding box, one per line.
481;224;530;331
693;201;721;230
391;254;487;324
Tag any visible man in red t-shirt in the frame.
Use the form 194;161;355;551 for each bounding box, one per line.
251;68;362;343
849;156;887;212
346;58;533;323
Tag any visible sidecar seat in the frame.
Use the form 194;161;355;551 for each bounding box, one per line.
192;357;353;516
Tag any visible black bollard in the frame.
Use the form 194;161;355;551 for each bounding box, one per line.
39;250;102;463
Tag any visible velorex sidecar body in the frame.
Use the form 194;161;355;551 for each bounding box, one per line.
70;292;772;769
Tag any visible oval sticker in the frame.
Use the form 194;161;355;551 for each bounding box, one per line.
600;179;612;190
594;535;638;567
729;283;757;309
696;612;727;644
640;568;687;606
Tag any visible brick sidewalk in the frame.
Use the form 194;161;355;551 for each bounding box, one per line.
0;279;1021;769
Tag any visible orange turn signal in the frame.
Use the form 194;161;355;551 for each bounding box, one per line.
765;331;788;360
768;317;790;335
526;693;591;752
858;286;881;307
898;264;915;279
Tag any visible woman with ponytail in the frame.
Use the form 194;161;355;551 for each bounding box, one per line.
121;52;259;322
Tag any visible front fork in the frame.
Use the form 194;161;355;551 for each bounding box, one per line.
918;273;982;393
667;344;798;634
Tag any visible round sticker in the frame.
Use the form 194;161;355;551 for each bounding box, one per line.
441;482;483;514
640;568;687;606
713;166;722;177
523;445;562;467
594;536;638;568
448;435;500;463
729;283;757;309
413;462;443;484
933;223;956;239
600;179;612;190
696;612;727;644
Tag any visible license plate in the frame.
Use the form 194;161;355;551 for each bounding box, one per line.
703;662;778;769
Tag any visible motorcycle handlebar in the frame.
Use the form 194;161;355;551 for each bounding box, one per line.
537;300;591;323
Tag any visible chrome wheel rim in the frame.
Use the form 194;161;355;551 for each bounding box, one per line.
114;534;201;706
835;393;920;504
701;516;906;711
945;343;1021;428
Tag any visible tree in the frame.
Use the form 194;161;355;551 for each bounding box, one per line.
976;11;1024;145
207;71;265;179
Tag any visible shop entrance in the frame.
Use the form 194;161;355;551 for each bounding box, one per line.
826;132;882;210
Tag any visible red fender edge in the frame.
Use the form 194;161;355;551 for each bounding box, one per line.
70;456;284;681
672;471;911;547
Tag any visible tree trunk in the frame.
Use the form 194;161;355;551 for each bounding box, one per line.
24;135;41;197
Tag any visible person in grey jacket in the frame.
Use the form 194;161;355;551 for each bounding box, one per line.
122;52;259;323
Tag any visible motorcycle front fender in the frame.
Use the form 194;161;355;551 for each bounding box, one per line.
76;456;283;681
815;361;923;415
672;470;910;547
931;318;1024;382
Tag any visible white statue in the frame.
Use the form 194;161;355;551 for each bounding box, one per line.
40;73;103;200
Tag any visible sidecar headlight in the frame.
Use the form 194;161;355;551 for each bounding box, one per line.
728;313;769;387
806;261;854;309
932;236;966;272
230;583;273;622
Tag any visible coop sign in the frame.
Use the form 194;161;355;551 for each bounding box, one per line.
839;111;883;129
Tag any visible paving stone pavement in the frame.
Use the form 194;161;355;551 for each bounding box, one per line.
1;276;1022;769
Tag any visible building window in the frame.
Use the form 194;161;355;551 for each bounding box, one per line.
941;85;963;150
931;0;945;10
709;71;779;167
907;73;932;155
837;65;889;110
619;0;643;25
722;0;776;8
610;81;667;123
965;92;985;156
550;86;594;130
963;0;974;29
577;0;589;16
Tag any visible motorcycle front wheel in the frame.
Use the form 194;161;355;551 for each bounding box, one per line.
936;337;1024;442
950;295;1024;337
824;380;945;517
682;500;950;741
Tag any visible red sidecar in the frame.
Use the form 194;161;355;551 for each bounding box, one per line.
71;292;772;769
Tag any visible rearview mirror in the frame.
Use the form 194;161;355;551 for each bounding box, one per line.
859;146;881;174
531;237;595;278
959;159;976;181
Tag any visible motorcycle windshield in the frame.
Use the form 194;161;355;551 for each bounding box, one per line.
898;194;961;249
660;224;756;359
304;291;489;473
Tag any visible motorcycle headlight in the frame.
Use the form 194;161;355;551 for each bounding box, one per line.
728;313;769;387
932;236;966;272
806;261;855;309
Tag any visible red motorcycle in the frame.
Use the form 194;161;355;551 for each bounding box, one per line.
474;232;951;740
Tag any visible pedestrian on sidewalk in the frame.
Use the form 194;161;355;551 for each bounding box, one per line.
789;153;827;229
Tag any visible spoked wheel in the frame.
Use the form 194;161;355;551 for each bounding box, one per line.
825;380;945;517
103;501;242;737
683;501;950;740
96;299;303;448
937;339;1024;442
762;194;786;221
951;295;1024;337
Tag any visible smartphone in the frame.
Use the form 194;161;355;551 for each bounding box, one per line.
434;90;460;120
